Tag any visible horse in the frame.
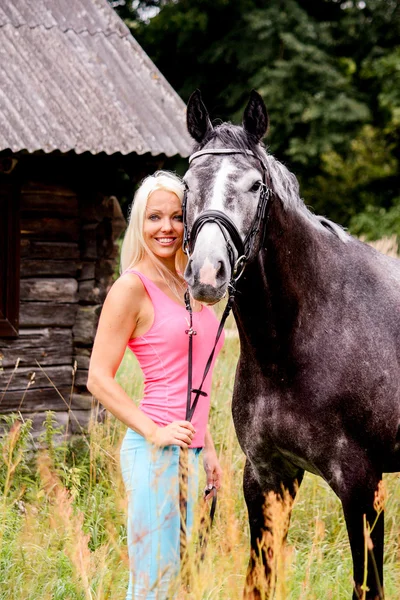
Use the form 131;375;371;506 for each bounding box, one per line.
182;90;400;600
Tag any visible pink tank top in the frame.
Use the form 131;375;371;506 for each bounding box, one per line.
124;270;224;447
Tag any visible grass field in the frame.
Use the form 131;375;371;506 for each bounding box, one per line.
1;334;400;599
1;236;399;599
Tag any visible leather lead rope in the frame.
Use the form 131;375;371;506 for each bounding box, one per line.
179;145;273;569
179;286;236;566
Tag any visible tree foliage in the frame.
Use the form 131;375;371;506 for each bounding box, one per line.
112;0;400;237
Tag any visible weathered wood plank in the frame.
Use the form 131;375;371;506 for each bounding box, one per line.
0;328;71;350
73;354;90;370
78;280;106;304
72;305;101;346
0;344;73;368
20;260;80;278
0;388;92;413
21;240;79;260
74;368;89;389
1;365;74;392
21;184;78;217
21;217;79;242
79;262;96;281
20;279;78;303
20;303;78;327
81;223;98;259
95;259;115;283
21;182;77;197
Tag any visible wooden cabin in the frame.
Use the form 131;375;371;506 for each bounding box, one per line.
0;0;191;434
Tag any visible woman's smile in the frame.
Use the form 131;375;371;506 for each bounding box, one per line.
143;189;184;265
155;236;177;246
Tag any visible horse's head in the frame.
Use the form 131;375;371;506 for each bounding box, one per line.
183;90;270;304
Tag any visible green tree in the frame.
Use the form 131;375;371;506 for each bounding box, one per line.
112;0;400;237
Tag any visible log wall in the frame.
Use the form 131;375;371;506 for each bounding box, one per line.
0;170;126;435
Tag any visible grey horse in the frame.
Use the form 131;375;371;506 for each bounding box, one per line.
183;90;400;600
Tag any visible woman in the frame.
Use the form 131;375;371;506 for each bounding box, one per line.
87;171;224;600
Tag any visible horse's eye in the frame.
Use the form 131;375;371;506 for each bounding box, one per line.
250;181;261;193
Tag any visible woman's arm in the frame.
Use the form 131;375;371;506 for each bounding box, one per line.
87;274;195;447
203;427;223;490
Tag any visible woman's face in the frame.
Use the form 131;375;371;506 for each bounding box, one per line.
143;190;183;263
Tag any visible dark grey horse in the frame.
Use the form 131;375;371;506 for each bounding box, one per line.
183;90;400;600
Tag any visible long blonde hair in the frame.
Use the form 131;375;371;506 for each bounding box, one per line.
120;170;187;289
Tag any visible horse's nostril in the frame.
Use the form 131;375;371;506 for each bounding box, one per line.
216;261;226;279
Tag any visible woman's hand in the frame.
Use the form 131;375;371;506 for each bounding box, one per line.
203;447;223;491
150;420;196;448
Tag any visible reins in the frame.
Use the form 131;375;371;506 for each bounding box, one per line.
179;146;273;568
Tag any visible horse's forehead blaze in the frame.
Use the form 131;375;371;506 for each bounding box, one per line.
189;156;242;209
208;157;240;211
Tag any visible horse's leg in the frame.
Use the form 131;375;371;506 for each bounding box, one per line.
339;468;384;600
243;459;304;600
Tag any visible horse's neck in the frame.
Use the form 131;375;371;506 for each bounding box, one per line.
234;199;331;357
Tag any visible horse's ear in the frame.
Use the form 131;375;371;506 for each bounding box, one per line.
187;90;213;143
243;90;269;141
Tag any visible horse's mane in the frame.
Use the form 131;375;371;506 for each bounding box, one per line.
197;123;348;243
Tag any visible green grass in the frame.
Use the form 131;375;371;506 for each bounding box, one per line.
1;337;400;599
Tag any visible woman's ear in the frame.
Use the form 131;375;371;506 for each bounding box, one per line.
243;90;269;141
187;90;213;143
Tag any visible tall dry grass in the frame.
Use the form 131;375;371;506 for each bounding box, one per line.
0;237;399;599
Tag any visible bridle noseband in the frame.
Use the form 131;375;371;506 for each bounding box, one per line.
182;147;272;285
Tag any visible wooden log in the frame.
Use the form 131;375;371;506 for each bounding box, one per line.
70;409;92;433
104;241;119;259
20;260;80;278
21;240;79;260
0;345;73;369
81;223;98;259
21;183;78;217
1;365;74;392
78;262;96;281
78;280;106;304
80;192;108;223
20;278;78;303
0;328;72;367
0;387;92;413
0;328;71;350
74;347;91;357
21;217;79;242
96;220;115;258
74;368;89;389
20;302;78;327
73;354;90;370
72;305;101;346
95;259;115;283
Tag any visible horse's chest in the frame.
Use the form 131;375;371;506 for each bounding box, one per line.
232;373;330;477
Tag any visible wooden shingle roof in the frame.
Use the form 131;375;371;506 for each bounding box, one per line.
0;0;192;156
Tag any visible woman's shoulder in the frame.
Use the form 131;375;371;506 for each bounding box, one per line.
104;271;147;312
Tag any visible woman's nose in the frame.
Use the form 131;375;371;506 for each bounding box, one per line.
160;218;173;231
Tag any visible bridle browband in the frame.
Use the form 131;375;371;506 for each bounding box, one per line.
182;147;272;283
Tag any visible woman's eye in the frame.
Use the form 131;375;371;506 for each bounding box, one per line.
250;181;261;193
148;214;159;221
174;215;183;222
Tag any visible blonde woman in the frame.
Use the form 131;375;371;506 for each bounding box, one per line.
87;171;224;599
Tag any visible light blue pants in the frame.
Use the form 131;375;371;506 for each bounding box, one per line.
120;429;201;600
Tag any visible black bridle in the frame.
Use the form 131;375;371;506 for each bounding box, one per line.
182;147;272;286
179;147;273;567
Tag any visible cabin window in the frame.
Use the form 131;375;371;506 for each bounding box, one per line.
0;175;20;337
